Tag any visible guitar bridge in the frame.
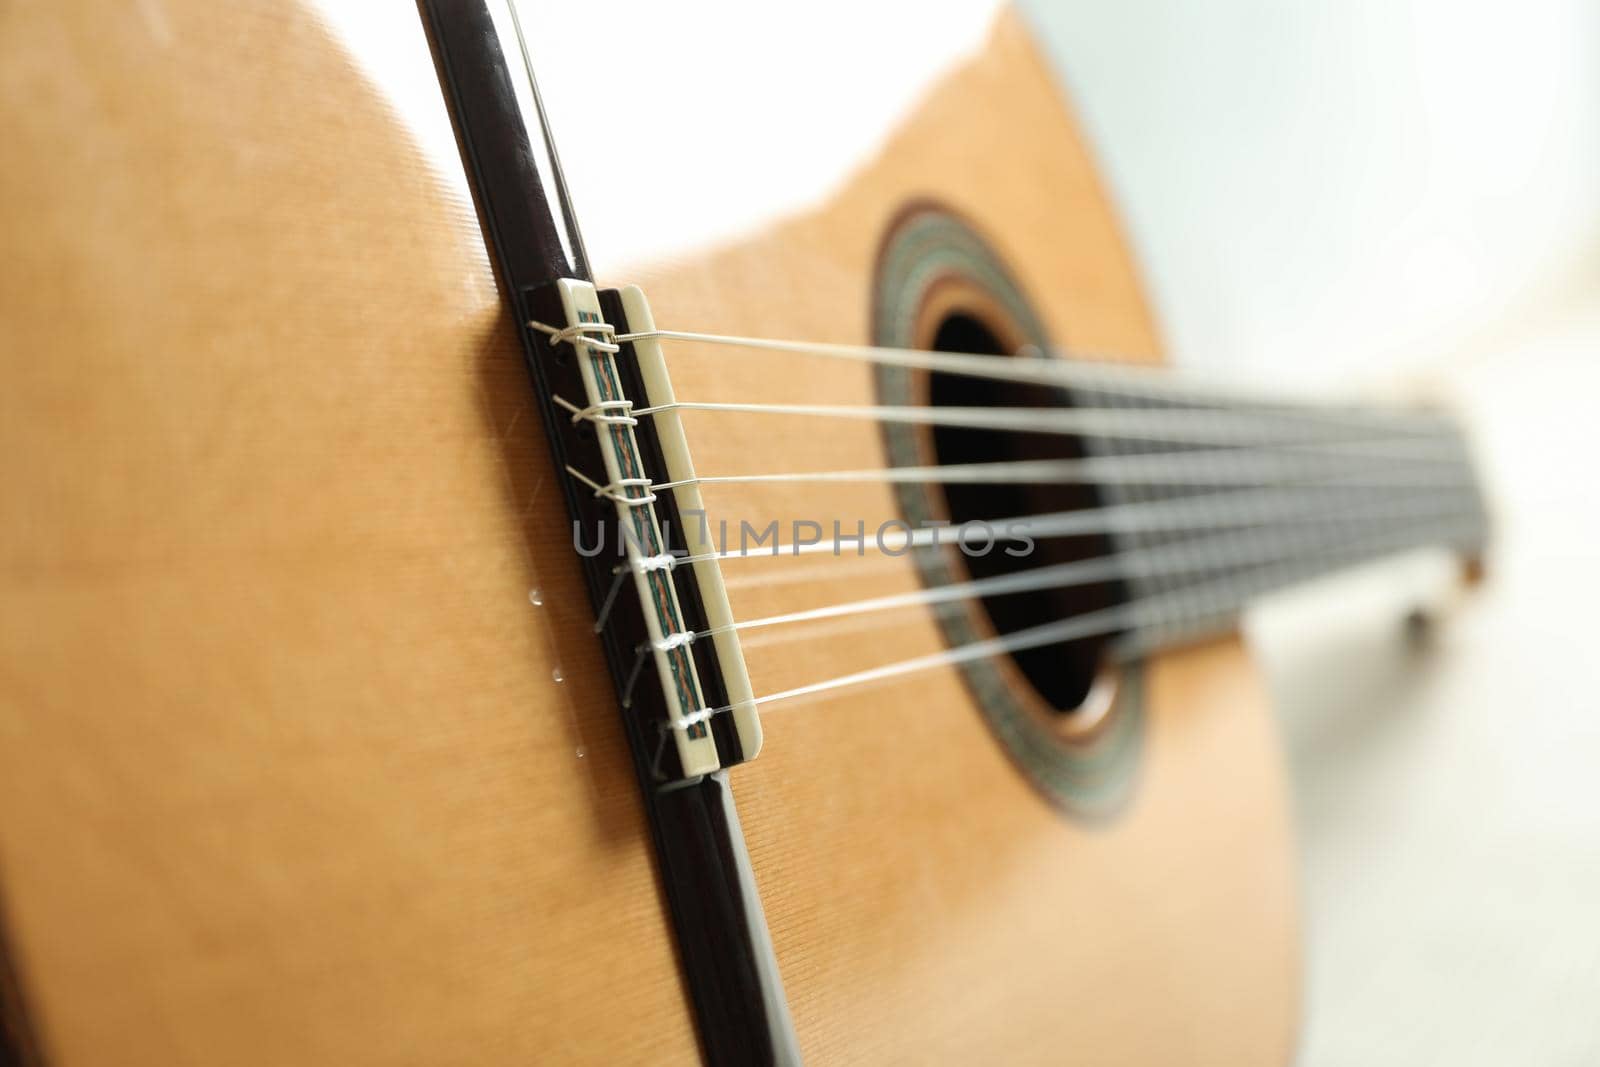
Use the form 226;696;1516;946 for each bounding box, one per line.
523;280;760;779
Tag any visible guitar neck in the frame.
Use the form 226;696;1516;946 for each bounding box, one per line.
1069;380;1489;653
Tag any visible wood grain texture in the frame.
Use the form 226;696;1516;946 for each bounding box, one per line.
0;3;695;1063
0;2;1297;1064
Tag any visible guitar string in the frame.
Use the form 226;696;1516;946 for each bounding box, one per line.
709;448;1463;590
563;395;1467;498
563;405;1470;545
570;326;1475;580
531;319;1453;442
732;510;1479;659
665;514;1484;731
601;325;1437;415
625;399;1448;446
534;320;1466;497
643;507;1478;652
530;319;1483;731
592;486;1472;675
615;482;1473;569
648;451;1471;492
592;485;1471;655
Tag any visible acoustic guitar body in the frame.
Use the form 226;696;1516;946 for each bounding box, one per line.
0;2;1298;1064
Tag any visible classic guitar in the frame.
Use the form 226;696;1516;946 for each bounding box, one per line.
0;2;1488;1064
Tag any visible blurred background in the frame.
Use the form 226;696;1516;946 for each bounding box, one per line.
184;0;1600;1059
1021;1;1600;1062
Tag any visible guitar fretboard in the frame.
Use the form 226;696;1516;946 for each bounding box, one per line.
1068;379;1488;656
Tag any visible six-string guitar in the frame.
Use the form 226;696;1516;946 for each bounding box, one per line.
0;1;1487;1064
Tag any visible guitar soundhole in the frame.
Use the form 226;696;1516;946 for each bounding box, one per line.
926;313;1124;716
874;205;1142;816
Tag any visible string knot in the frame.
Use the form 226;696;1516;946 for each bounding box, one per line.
528;319;621;354
554;394;638;427
671;707;719;732
634;552;679;575
655;630;697;653
564;465;657;506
